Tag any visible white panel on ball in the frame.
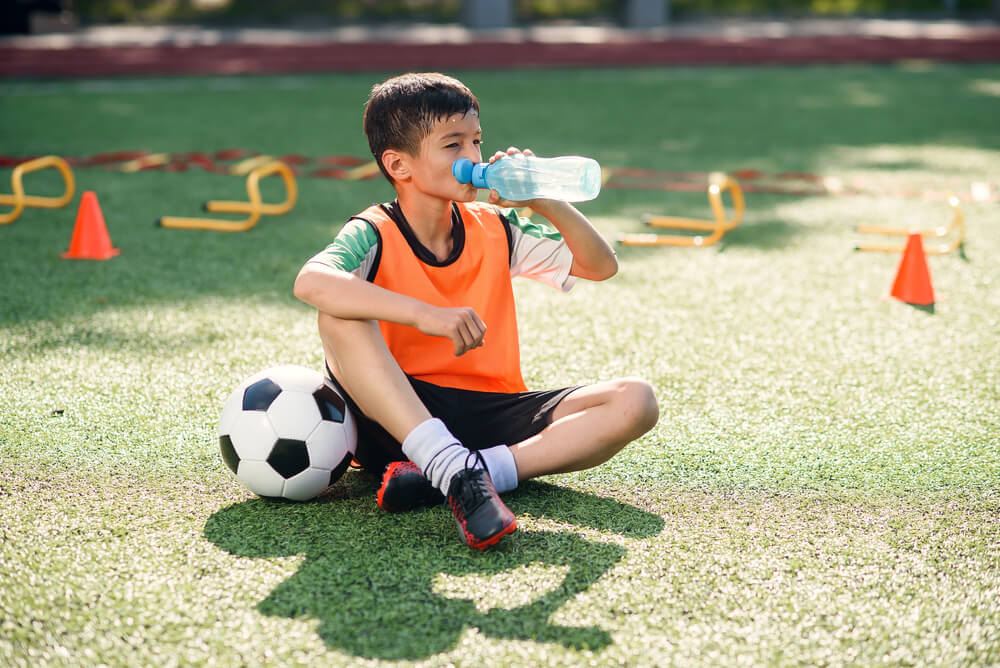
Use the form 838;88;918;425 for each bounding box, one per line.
237;460;286;497
267;390;322;442
230;411;278;461
217;388;244;437
283;468;335;501
270;365;325;394
307;421;353;468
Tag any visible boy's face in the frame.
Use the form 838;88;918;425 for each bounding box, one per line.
409;111;483;202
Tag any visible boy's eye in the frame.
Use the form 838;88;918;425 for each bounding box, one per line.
443;139;481;149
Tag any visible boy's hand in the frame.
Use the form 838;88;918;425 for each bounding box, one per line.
415;304;486;356
487;147;544;209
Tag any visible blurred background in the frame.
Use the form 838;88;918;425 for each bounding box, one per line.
4;0;1000;35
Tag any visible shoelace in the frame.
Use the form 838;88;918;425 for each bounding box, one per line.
462;449;486;473
453;451;492;512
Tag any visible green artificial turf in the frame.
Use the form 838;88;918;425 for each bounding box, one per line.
2;65;999;666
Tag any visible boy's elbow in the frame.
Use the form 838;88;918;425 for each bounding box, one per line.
573;252;618;282
602;253;619;280
293;266;317;303
593;252;619;281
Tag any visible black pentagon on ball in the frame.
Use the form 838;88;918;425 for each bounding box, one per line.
243;378;282;411
267;438;310;479
329;451;354;487
219;434;240;474
314;384;346;423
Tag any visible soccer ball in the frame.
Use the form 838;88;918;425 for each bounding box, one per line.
218;365;357;501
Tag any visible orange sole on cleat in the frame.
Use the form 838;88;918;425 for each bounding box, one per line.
377;460;442;513
465;517;517;550
376;461;409;511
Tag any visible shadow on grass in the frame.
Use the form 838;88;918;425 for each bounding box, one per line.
204;476;664;661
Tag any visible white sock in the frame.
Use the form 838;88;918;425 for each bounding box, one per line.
478;444;519;494
401;418;478;494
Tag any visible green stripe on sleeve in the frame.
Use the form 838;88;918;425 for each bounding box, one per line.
502;208;563;241
311;218;379;276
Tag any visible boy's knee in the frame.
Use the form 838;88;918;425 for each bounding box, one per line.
614;377;659;438
318;313;378;343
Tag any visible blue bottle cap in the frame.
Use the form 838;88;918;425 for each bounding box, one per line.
452;159;474;184
452;159;490;189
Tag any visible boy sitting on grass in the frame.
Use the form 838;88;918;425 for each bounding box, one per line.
294;72;658;550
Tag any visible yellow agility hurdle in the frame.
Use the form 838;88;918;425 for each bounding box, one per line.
0;156;76;225
617;173;744;248
158;160;297;232
854;195;965;255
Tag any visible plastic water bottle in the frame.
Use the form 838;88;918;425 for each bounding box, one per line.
452;154;602;203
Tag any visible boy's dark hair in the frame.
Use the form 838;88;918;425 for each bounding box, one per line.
363;72;480;183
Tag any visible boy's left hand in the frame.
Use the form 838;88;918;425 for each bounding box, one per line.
487;147;540;209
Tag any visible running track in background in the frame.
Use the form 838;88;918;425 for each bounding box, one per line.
2;27;1000;77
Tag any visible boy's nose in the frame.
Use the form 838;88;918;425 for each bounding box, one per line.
462;146;483;163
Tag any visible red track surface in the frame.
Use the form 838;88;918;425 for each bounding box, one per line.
2;32;999;77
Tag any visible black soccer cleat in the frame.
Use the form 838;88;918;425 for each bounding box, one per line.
446;453;517;550
376;460;444;513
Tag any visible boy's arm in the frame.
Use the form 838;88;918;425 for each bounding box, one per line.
293;263;486;356
487;147;617;282
523;199;618;281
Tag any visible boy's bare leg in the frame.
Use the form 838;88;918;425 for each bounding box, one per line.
319;312;510;489
509;379;659;480
320;312;517;548
317;313;430;441
319;312;659;485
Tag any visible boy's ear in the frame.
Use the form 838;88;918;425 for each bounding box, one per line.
381;149;411;182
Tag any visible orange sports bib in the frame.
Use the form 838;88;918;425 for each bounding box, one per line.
355;201;527;394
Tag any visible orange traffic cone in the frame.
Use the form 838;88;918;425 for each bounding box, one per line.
890;232;934;311
62;191;120;260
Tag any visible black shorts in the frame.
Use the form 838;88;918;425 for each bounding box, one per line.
326;367;579;474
